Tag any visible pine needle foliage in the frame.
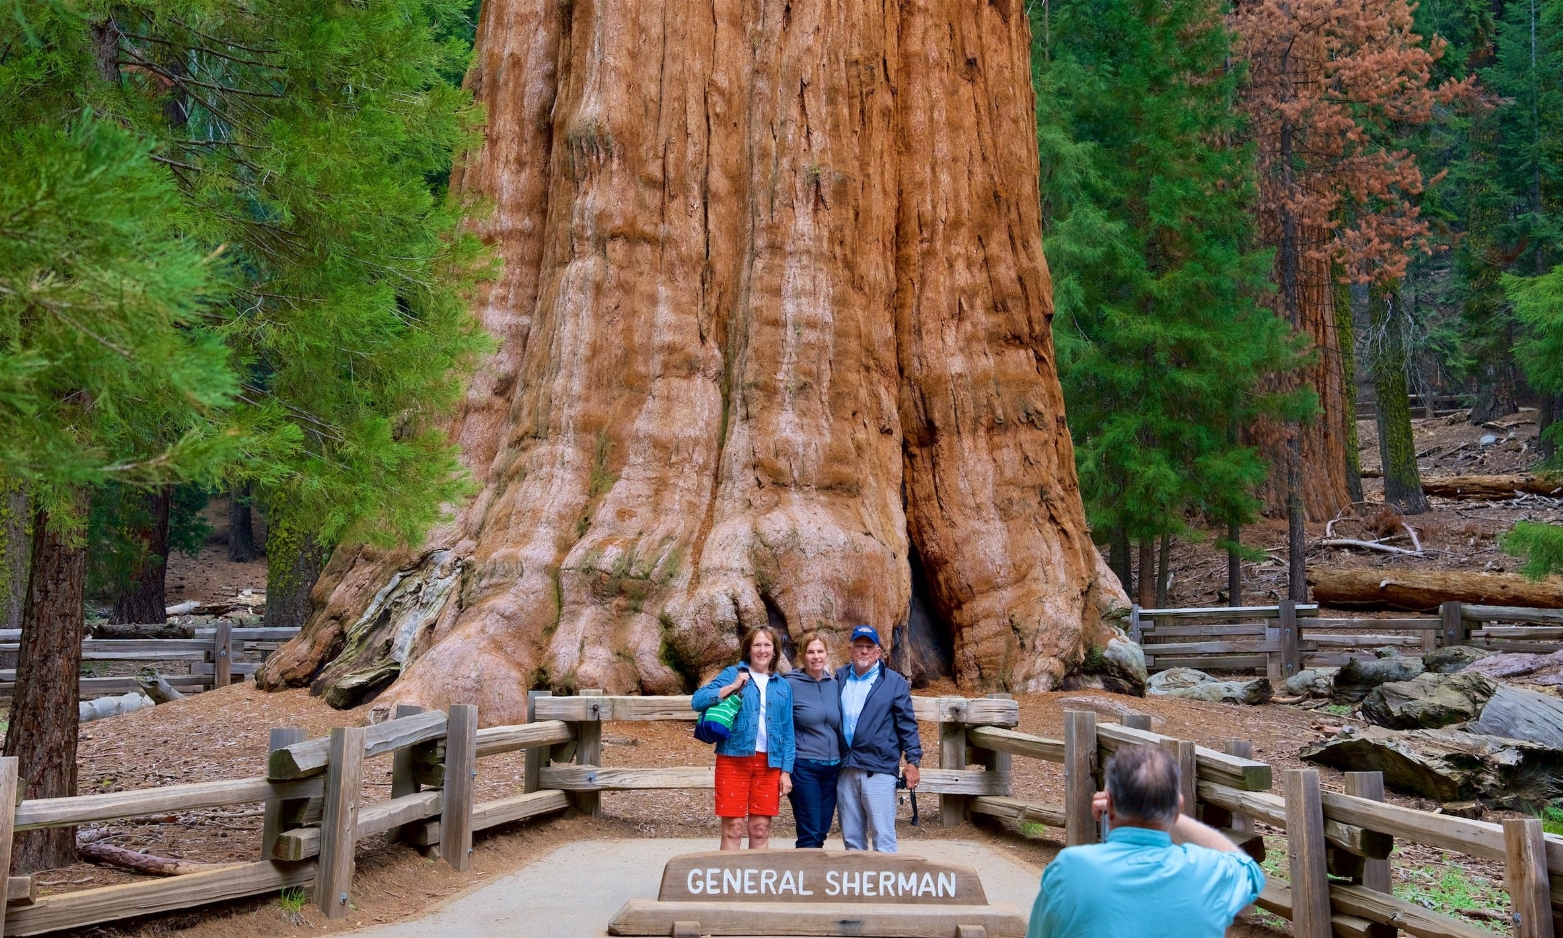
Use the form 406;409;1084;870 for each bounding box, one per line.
1032;0;1309;547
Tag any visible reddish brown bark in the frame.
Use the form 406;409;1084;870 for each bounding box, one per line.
110;486;170;625
258;0;1128;719
5;498;87;872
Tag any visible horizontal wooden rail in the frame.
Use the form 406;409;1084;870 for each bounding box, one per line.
1141;623;1268;637
969;796;1066;828
269;710;447;779
398;790;571;846
540;766;713;790
1135;604;1320;620
1096;723;1271;791
0;675;208;698
474;720;573;757
967;726;1064;763
1195;782;1389;858
1308;618;1441;631
192;627;300;641
273;790;443;861
1146;654;1270;670
1305;634;1421;648
916;769;1009;796
1462;605;1563;624
1473;626;1563;640
1257;879;1492;938
1138;640;1286;655
2;860;316;937
16;776;322;832
0;639;212;659
533;694;1020;727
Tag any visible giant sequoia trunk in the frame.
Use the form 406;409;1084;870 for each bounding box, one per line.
257;0;1128;721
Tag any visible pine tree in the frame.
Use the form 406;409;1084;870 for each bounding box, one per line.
1034;0;1307;604
1499;265;1563;577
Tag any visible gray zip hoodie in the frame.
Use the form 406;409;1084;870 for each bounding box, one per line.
784;668;843;762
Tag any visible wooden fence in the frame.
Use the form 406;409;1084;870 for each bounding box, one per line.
0;626;299;698
3;691;1559;937
1131;601;1563;681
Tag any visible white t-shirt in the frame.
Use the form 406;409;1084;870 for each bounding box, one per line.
752;673;771;753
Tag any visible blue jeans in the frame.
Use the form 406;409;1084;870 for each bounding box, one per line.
837;767;898;852
788;759;840;848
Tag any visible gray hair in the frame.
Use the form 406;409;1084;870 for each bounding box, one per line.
1105;745;1180;824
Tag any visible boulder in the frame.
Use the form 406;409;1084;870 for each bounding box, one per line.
1301;726;1563;807
1422;645;1495;674
1099;634;1149;696
1331;656;1425;703
1284;667;1339;698
1147;668;1272;705
1359;671;1497;729
1469;683;1563;748
1467;650;1563;686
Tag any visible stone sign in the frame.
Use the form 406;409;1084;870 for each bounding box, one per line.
657;849;988;906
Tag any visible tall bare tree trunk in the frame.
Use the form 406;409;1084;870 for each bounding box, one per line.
262;508;329;631
5;498;87;871
1227;520;1242;607
1369;283;1429;515
110;486;171;625
1334;271;1365;503
257;0;1129;717
1137;538;1156;608
226;483;259;563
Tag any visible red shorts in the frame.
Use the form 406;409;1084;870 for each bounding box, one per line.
714;753;781;818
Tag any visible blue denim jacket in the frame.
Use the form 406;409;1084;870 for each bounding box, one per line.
692;664;796;773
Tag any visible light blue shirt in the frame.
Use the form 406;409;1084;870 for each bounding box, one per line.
1028;826;1265;938
840;662;880;746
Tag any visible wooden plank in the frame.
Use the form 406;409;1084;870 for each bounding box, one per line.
1308;619;1441;630
0;675;208;699
268;709;448;779
1344;773;1392;897
1305;634;1421;648
441;703;477;871
574;690;604;818
1472;627;1563;640
272;791;443;861
940;718;968;828
524;690;550;794
1257;880;1492;938
1064;710;1096;847
1441;601;1465;648
916;770;1010;797
1097;723;1272;791
472;789;570;831
189;661;260;678
5;878;32;908
965;727;1064;764
261;728;307;860
1286;769;1331;938
1134;640;1281;655
15;775;322;832
211;619;232;688
1161;738;1195;816
531;694;1020;726
1134;604;1319;619
1469;640;1563;654
316;726;365;920
657;850;989;905
605;900;1028;938
540;766;715;790
477;719;572;758
1280;600;1300;680
1197;781;1393;860
0;760;15;934
1504;819;1549;938
1145;655;1270;671
970;694;1014;821
1122;714;1152;732
193;627;301;641
1462;605;1563;625
969;796;1066;829
1140;624;1269;638
388;704;424;845
1224;742;1253;836
2;860;316;937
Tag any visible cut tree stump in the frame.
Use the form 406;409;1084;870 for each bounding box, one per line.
1309;568;1563;611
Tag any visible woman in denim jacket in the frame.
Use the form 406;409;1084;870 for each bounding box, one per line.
692;626;796;849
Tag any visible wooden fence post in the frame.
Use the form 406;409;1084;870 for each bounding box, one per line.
388;704;425;845
212;619;232;689
0;757;17;937
941;698;969;828
1224;741;1253;834
1129;605;1142;644
1504;818;1549;938
1279;600;1299;679
441;703;478;872
1122;714;1151;732
1441;601;1464;649
1063;710;1097;847
1159;738;1195;818
575;689;604;818
525;690;550;794
262;727;307;860
1284;768;1331;938
316;726;366;919
1344;772;1391;893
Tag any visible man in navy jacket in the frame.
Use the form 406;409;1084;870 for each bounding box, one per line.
835;625;922;852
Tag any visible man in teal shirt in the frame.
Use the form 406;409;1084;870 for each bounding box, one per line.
1028;745;1264;938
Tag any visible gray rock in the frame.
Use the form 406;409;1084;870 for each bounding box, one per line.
1469;683;1563;748
1284;668;1339;698
1147;667;1272;705
1332;656;1425;703
1423;645;1495;674
1479;434;1498;446
1373;646;1402;659
1468;649;1563;686
1360;671;1497;729
1099;633;1148;696
1301;725;1563;807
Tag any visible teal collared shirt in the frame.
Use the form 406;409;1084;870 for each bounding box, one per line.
1027;826;1265;938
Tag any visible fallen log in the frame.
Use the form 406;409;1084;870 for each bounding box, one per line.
133;669;186;704
79;693;153;723
86;622;194;640
1420;473;1563;500
1308;567;1563;611
76;838;217;876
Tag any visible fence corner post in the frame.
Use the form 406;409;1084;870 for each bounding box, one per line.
574;689;605;818
525;690;551;794
261;727;307;860
1344;771;1392;900
1283;768;1331;938
940;698;969;828
0;757;17;936
1441;601;1464;649
1503;817;1549;938
212;619;232;689
1063;710;1098;847
317;725;366;919
388;704;426;846
1159;737;1195;819
1129;605;1142;644
441;703;478;871
1278;600;1299;679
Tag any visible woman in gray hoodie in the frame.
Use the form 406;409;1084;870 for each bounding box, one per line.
782;630;842;847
